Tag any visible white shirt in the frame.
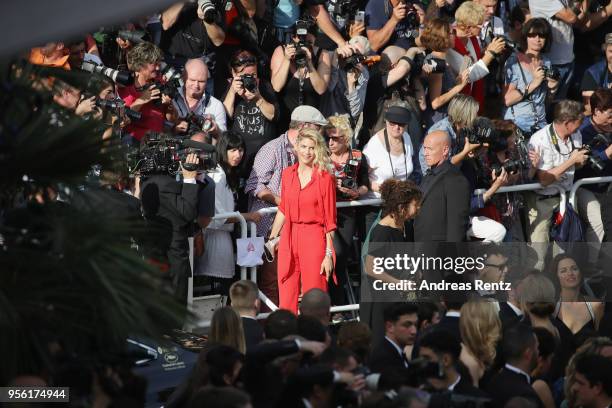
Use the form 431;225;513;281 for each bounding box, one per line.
446;46;490;84
448;375;462;391
363;131;414;198
206;165;235;231
528;124;582;195
445;311;461;318
507;301;524;317
529;0;574;65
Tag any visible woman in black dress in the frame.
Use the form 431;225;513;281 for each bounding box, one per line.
361;179;423;339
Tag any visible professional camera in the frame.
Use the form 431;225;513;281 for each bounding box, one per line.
582;133;612;172
412;53;447;76
340;159;360;191
185;112;215;135
333;0;360;21
117;30;146;44
81;61;134;87
461;117;496;145
291;19;313;67
96;98;143;121
152;63;184;103
542;66;561;81
197;0;218;24
127;132;217;175
494;35;519;52
240;74;257;93
491;127;530;177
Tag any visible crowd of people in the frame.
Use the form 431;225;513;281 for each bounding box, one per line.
20;0;612;405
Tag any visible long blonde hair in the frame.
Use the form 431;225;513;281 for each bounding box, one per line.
209;306;246;354
296;128;332;173
460;299;501;366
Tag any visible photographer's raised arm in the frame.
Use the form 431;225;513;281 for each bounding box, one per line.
308;49;332;95
161;2;185;30
271;46;293;92
536;149;588;186
202;19;225;46
367;2;406;52
309;5;352;56
386;47;421;87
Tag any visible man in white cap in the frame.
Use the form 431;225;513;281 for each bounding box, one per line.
245;105;328;307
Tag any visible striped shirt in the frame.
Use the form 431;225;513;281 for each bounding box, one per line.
245;132;296;236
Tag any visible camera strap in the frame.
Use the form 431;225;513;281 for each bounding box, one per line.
383;128;409;181
513;58;540;124
548;124;576;156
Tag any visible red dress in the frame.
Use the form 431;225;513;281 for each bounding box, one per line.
453;36;485;113
277;164;337;313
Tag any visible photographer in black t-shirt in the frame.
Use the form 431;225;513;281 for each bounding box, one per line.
160;1;226;73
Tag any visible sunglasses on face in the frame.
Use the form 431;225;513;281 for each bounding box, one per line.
527;32;546;38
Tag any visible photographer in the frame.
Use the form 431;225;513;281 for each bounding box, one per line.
160;1;225;77
171;58;227;140
271;22;332;131
325;115;369;306
503;18;558;135
321;36;371;123
140;152;201;302
223;50;279;180
194;132;261;295
581;33;612;106
365;0;423;52
474;0;505;46
527;100;588;265
118;42;170;142
447;1;506;111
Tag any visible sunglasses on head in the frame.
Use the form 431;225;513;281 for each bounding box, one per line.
232;55;257;67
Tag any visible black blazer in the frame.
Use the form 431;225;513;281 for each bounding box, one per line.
369;338;408;374
485;367;543;408
414;160;471;242
453;376;490;398
242;317;265;352
499;302;523;330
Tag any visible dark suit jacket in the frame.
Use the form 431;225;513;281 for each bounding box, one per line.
242;317;264;352
485;367;543;408
369;337;408;374
499;302;522;330
453;376;489;398
414;160;471;242
436;315;461;343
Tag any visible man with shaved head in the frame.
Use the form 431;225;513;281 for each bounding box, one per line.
172;58;226;141
414;130;471;242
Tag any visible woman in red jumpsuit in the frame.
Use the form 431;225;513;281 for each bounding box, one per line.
268;128;337;313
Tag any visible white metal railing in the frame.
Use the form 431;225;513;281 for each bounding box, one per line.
191;179;610;327
569;176;612;213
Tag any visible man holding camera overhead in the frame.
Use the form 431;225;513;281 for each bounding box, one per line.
171;58;226;140
160;1;226;86
365;0;422;51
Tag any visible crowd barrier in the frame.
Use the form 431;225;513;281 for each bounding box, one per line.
191;179;611;328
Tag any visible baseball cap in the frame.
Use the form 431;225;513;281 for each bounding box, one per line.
384;106;412;125
291;105;328;126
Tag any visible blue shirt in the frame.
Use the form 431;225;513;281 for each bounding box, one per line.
274;0;300;28
503;54;552;133
365;0;416;50
575;116;612;192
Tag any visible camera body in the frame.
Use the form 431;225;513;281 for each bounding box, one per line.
96;98;143;121
185;112;214;135
241;74;257;93
542;66;561;81
339;53;367;71
290;19;313;67
460;117;496;145
582;133;611;171
412;53;447;75
333;0;360;21
128;132;217;175
152;63;184;103
339;159;360;195
494;35;519;52
117;30;146;44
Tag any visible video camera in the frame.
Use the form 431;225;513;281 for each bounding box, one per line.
460;117;496;145
81;61;134;87
582;133;612;171
127;132;217;175
96;98;143;121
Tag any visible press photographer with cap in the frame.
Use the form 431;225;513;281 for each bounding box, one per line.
245;105;329;308
363;104;421;232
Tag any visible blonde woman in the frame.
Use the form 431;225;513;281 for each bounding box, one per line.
209;306;247;354
459;299;502;386
268;128;337;313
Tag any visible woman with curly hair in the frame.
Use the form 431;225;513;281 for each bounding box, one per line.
361;178;423;336
268;128;337;313
459;298;502;386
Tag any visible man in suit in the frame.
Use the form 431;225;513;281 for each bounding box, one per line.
419;328;488;398
300;288;331;328
230;280;264;351
571;354;612;408
414;130;471;242
486;324;543;407
140;153;201;302
369;303;418;374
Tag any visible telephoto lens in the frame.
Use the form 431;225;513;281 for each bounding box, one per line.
197;0;218;24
